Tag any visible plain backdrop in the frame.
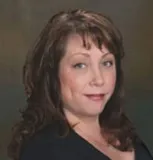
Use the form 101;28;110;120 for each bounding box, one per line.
0;0;153;159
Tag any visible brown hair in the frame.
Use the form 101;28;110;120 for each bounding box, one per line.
8;9;139;160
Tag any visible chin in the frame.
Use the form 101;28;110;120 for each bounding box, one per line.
85;106;105;117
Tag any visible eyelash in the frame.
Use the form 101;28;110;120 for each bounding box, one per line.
103;60;114;67
72;60;114;69
72;63;86;69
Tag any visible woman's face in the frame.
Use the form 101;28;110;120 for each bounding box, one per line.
59;34;116;122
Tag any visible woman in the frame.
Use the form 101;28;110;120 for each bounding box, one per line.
8;9;153;160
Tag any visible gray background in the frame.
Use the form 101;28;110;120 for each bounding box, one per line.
0;0;153;159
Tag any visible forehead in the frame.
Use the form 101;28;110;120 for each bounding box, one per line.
65;34;110;56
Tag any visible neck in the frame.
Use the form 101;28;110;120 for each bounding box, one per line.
63;108;101;135
70;115;102;138
72;116;108;146
75;117;100;133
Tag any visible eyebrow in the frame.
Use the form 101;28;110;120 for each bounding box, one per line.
69;52;112;59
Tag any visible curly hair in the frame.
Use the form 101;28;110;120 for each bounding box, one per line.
8;9;139;160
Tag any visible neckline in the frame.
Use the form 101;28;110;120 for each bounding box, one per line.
70;128;137;160
70;128;111;159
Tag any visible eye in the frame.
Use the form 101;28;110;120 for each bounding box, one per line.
72;63;86;69
103;60;114;67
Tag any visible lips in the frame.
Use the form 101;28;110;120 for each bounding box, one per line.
84;94;105;101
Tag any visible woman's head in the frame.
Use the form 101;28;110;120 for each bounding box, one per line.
24;9;124;121
9;9;138;160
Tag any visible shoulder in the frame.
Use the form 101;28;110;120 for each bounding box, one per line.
20;124;61;160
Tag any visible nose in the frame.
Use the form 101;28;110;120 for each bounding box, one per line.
89;68;104;87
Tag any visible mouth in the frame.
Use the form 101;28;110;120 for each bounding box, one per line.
84;94;105;101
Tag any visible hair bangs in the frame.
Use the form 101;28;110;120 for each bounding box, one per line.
67;25;122;58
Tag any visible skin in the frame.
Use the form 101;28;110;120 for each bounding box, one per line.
58;34;135;160
59;34;116;127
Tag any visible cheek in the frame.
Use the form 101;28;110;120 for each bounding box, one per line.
105;71;116;90
111;72;116;85
59;69;82;99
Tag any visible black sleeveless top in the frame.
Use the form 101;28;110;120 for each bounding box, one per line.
20;124;153;160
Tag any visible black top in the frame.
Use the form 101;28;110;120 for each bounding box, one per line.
20;124;153;160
